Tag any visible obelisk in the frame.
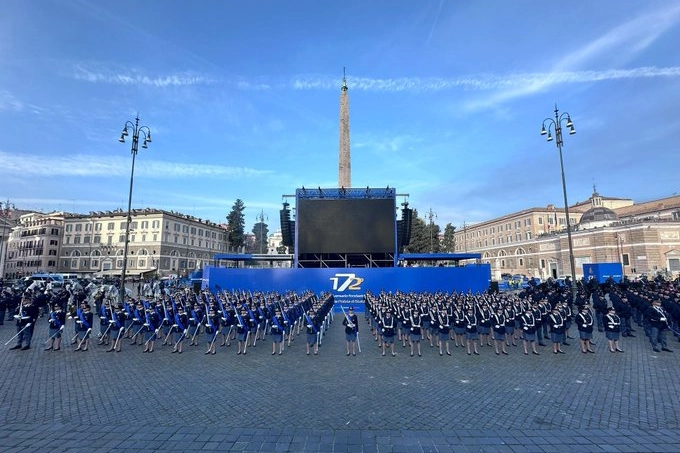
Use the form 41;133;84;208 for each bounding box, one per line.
338;68;351;188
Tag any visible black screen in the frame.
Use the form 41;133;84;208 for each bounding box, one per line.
297;198;395;254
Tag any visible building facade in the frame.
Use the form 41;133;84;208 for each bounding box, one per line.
3;212;65;279
456;192;680;281
59;208;229;278
2;208;229;280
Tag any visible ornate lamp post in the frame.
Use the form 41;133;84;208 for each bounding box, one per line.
118;115;151;304
541;105;577;304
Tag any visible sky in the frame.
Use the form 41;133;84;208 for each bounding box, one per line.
1;0;680;234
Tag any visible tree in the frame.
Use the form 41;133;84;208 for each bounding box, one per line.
226;199;246;252
405;210;427;253
252;211;269;254
442;223;456;252
405;209;442;255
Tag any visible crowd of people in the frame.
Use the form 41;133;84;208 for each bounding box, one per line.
1;275;679;358
363;277;680;357
1;281;335;355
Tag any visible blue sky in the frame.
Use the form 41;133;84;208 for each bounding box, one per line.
2;0;679;233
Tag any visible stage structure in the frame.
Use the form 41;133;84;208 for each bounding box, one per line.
201;73;490;310
203;186;490;312
294;186;398;268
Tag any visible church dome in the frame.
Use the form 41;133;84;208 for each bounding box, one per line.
578;206;618;229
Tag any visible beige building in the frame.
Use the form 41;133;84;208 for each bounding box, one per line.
4;211;65;279
455;191;680;281
59;209;229;278
3;208;229;279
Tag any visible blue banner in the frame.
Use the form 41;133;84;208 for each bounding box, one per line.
202;264;491;313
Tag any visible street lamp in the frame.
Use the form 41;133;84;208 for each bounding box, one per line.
118;115;151;304
541;105;577;304
427;208;437;253
0;200;15;279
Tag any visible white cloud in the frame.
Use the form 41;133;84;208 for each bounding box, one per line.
0;90;24;111
70;63;217;87
288;66;680;94
0;151;272;179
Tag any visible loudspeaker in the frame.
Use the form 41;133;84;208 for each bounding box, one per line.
279;208;294;246
488;281;499;294
402;208;413;246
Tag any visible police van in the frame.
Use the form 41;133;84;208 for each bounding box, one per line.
22;273;65;291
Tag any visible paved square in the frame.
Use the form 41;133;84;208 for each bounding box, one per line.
0;311;678;452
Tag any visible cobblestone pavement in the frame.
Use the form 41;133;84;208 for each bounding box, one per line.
1;312;679;452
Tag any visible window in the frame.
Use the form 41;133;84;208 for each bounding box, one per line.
538;217;543;225
74;236;81;244
152;220;160;229
525;232;532;240
75;224;82;232
119;235;125;243
107;222;115;231
95;223;102;232
130;235;135;243
190;227;196;235
669;258;680;272
183;225;189;233
141;221;149;229
120;222;126;229
622;254;630;266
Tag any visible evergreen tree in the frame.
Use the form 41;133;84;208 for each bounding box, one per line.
442;223;456;252
252;211;269;254
405;210;428;253
226;199;246;252
405;209;442;254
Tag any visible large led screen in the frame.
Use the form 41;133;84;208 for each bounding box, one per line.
297;198;396;254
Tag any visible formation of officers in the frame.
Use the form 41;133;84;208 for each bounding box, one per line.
363;277;680;357
2;287;334;356
2;276;679;357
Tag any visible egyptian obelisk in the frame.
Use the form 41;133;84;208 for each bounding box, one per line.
338;68;351;188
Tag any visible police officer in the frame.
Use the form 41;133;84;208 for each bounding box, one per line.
604;306;623;353
10;297;38;350
45;303;66;351
342;307;359;356
10;297;38;351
